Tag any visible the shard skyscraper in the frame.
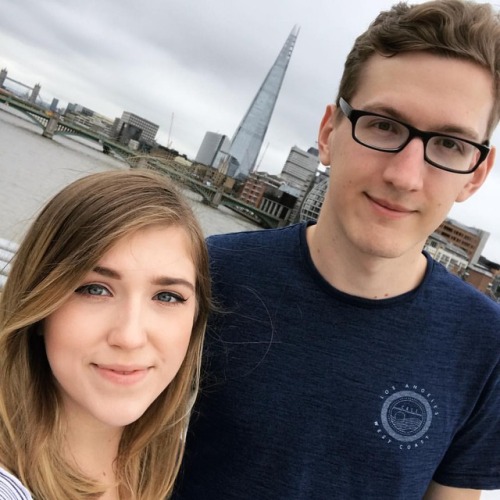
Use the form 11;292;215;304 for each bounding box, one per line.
226;26;300;180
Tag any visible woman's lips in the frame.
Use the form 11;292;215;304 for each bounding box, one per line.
92;364;150;385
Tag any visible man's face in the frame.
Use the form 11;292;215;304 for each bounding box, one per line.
318;52;495;260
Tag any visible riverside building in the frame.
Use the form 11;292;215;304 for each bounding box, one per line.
195;132;231;168
111;112;159;148
280;145;320;222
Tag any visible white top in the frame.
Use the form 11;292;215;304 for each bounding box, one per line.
0;467;32;499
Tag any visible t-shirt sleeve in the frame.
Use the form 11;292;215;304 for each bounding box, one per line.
433;362;500;489
0;468;33;500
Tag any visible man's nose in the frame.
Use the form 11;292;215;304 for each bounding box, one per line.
381;137;426;192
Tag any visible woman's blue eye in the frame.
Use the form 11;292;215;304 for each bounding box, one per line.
75;284;110;296
155;291;186;303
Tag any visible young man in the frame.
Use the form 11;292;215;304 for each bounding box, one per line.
174;1;500;498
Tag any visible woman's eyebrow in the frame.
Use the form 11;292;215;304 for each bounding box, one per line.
92;266;195;292
152;276;195;292
92;265;121;279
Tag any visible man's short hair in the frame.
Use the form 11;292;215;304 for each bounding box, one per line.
337;0;500;136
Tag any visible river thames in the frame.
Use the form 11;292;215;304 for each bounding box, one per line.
0;104;259;244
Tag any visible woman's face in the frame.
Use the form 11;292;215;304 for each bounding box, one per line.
44;225;197;430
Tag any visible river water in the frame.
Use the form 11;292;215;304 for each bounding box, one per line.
0;104;259;244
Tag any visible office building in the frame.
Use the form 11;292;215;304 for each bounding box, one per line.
65;103;114;136
434;218;489;265
240;172;282;207
239;172;297;222
227;26;300;179
424;232;469;275
112;112;159;147
280;145;319;222
281;146;319;193
195;132;231;167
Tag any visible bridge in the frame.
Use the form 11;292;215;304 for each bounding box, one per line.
0;92;133;160
139;158;284;229
0;68;41;103
0;91;285;229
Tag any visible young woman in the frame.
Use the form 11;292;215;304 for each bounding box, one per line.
0;169;211;499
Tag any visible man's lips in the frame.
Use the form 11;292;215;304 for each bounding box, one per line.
367;194;416;215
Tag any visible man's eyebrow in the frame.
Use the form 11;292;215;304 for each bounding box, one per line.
366;104;481;140
92;266;195;292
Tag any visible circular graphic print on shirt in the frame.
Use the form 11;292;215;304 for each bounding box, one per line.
380;390;432;442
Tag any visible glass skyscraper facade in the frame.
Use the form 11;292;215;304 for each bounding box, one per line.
227;26;300;180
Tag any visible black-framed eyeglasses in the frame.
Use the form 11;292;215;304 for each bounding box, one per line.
339;98;490;174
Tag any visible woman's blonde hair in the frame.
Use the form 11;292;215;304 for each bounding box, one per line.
0;168;211;499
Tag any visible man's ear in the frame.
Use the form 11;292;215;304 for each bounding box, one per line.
456;146;496;202
318;104;336;166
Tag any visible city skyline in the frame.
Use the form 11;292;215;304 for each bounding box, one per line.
1;0;500;264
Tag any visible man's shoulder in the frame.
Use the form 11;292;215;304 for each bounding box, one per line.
207;223;305;255
206;223;308;288
430;259;500;314
427;259;500;341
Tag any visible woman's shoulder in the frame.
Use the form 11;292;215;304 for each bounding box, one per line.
0;466;32;499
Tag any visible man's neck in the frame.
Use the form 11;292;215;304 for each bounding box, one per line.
306;223;428;300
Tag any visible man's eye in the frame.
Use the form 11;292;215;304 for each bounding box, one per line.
155;291;187;303
75;284;111;296
370;119;405;134
439;138;460;150
373;120;393;131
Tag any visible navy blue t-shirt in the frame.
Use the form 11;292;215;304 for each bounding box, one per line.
174;223;500;499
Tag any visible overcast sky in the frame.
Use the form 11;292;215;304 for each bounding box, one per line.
1;0;500;264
